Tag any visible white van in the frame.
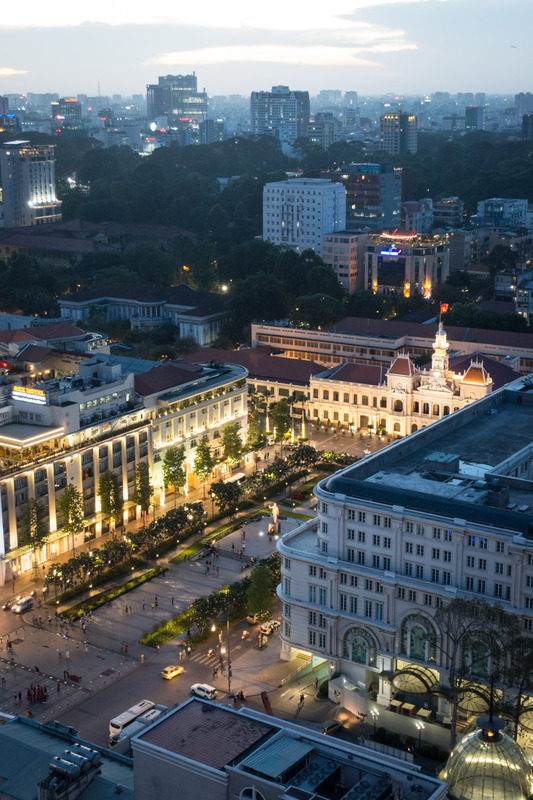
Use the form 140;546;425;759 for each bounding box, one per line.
190;683;217;700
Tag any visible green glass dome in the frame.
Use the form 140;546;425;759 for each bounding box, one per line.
443;716;532;800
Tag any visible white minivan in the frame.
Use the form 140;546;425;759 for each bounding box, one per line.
12;596;34;614
190;683;217;700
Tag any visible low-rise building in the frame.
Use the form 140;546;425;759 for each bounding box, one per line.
59;284;229;346
401;199;433;234
321;231;368;293
277;373;533;728
0;355;247;584
132;699;446;800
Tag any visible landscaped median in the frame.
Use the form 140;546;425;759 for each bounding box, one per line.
60;566;168;620
171;507;271;564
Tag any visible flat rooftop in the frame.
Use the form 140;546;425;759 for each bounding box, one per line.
0;423;64;449
323;378;533;537
137;699;276;770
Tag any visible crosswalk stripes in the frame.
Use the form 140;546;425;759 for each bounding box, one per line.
188;653;217;665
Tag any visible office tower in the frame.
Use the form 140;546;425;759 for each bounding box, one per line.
344;91;358;106
515;93;533;116
0;97;8;118
323;163;402;231
250;86;309;144
465;106;484;131
317;89;342;105
146;74;207;125
307;113;340;149
321;231;368;293
0;141;62;228
380;113;417;155
263;178;346;255
51;98;82;121
522;114;533;140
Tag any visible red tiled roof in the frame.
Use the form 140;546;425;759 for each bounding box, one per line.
333;316;533;350
134;362;203;396
318;362;387;386
388;354;416;376
15;344;54;363
447;354;519;391
0;323;87;343
181;348;323;386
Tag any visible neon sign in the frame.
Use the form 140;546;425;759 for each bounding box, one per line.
12;385;46;405
380;248;402;256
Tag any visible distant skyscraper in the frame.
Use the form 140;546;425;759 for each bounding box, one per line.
465;105;484;131
522;114;533;140
0;141;62;228
323;163;402;231
263;178;346;255
380;113;417;155
344;91;358;106
250;86;309;144
317;89;342;105
516;93;533;116
146;74;207;126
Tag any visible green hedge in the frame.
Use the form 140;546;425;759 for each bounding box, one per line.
171;507;271;565
46;558;148;606
62;566;168;620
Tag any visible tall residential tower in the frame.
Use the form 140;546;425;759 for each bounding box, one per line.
0;140;62;228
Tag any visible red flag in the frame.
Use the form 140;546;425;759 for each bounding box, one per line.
440;304;449;315
0;361;12;370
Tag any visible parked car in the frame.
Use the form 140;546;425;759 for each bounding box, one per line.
161;665;184;680
322;719;344;735
260;620;280;635
11;596;34;614
190;683;217;700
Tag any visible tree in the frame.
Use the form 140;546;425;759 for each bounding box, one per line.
18;499;49;578
193;439;214;498
56;485;85;552
502;631;533;739
221;421;242;464
247;564;273;647
271;399;291;442
98;470;124;532
435;598;510;748
291;294;345;329
162;445;187;506
246;417;266;461
131;462;154;521
210;480;242;516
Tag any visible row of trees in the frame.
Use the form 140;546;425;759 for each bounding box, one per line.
44;502;205;593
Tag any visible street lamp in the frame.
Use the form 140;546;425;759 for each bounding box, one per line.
357;712;367;743
370;707;379;736
415;721;425;749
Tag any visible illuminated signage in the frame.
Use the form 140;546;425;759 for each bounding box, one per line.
380;248;402;256
12;385;46;405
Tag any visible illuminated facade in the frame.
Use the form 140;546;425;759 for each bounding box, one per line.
146;74;207;127
365;230;450;297
380;112;418;155
277;374;533;732
251;85;310;143
0;356;247;584
322;163;402;231
0;140;62;228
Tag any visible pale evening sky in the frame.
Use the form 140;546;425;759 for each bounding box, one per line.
0;0;529;97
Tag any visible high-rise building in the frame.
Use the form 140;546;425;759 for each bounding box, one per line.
465;105;484;131
515;92;533;117
146;74;207;126
263;178;346;255
307;113;340;149
51;97;82;121
380;113;417;155
321;231;368;292
251;86;309;144
522;114;533;140
0;140;62;228
344;91;358;106
322;163;402;231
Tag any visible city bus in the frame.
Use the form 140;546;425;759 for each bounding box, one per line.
109;699;155;739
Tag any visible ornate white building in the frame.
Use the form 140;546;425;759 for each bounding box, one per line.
277;373;533;728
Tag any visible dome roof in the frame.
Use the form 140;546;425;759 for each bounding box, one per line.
462;361;491;385
387;354;416;376
443;717;531;800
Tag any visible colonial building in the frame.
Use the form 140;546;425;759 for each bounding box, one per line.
277;373;533;729
0;355;247;584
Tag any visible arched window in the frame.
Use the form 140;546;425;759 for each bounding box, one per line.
469;640;489;678
394;423;401;432
343;627;378;667
433;404;439;416
240;789;266;800
423;403;429;415
393;400;403;412
413;401;419;413
443;406;450;416
362;395;369;406
411;424;418;433
400;614;437;662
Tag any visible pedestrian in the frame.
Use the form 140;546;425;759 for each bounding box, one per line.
187;628;191;637
13;692;17;703
120;643;124;654
57;681;60;692
155;596;158;607
300;693;305;704
213;668;218;679
124;605;128;614
18;691;21;703
216;567;219;576
129;606;132;614
242;543;245;552
1;672;5;684
142;600;145;610
76;641;80;650
38;613;42;624
57;649;61;659
231;542;234;551
65;650;70;661
140;654;144;664
151;604;154;611
124;644;128;656
171;597;174;606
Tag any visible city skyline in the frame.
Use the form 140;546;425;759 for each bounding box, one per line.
0;0;529;98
